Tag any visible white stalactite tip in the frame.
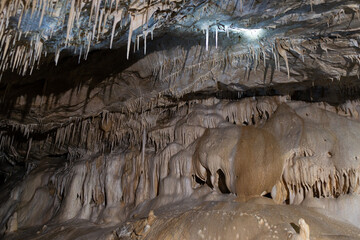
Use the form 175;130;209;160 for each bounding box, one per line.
205;26;209;51
215;27;218;49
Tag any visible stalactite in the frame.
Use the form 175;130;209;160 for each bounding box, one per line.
65;0;76;46
215;27;218;49
127;14;135;60
110;9;123;49
85;32;92;60
54;48;60;66
97;9;104;42
25;137;32;161
92;0;101;40
205;26;209;51
78;46;82;63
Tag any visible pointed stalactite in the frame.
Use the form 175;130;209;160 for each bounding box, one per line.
2;35;11;61
276;39;290;79
110;10;123;49
97;9;104;41
65;0;76;46
25;137;32;161
31;0;37;18
89;0;95;26
127;14;135;60
215;27;218;49
142;125;146;166
205;26;209;51
39;0;47;27
144;31;148;55
55;48;60;66
92;0;101;40
85;32;92;60
225;26;229;38
78;46;82;63
136;34;140;51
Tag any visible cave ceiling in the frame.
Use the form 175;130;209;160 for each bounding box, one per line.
2;1;360;238
0;0;359;123
0;0;358;152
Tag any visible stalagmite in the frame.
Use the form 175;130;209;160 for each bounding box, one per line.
290;218;310;240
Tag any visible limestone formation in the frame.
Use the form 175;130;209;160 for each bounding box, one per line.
6;212;17;233
131;210;156;238
290;218;310;240
0;0;360;239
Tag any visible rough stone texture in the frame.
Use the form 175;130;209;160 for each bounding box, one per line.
1;0;360;239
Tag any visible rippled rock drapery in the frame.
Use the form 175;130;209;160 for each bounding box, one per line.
3;95;360;238
0;0;360;239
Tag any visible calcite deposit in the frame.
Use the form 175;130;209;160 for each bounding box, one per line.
0;0;360;239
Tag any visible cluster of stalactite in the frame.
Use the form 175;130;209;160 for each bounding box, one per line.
0;0;187;75
0;0;358;78
2;96;360;235
2;96;360;164
0;96;285;161
274;149;360;205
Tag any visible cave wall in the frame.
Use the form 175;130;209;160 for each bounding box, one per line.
0;0;360;239
2;93;360;235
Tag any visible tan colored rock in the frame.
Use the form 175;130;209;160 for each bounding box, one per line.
6;212;18;233
290;218;310;240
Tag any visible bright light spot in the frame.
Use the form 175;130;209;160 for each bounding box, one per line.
230;27;264;40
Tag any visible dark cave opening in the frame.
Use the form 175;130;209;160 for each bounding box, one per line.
217;169;231;194
193;174;205;186
262;192;272;199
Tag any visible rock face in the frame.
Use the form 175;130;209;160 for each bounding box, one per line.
193;122;283;198
0;0;360;239
2;95;360;239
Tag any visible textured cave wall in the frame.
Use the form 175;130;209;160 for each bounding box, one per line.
2;93;360;236
0;0;360;239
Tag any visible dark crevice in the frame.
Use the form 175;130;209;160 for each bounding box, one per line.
193;174;205;185
263;192;272;199
166;76;360;106
217;169;231;194
206;169;214;189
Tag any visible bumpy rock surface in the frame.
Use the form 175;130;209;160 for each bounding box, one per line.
1;0;360;239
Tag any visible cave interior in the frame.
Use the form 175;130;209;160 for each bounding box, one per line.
1;0;360;239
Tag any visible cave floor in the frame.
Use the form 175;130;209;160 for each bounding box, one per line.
6;197;360;240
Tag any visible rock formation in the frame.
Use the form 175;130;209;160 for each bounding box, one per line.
0;0;360;239
289;218;310;240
